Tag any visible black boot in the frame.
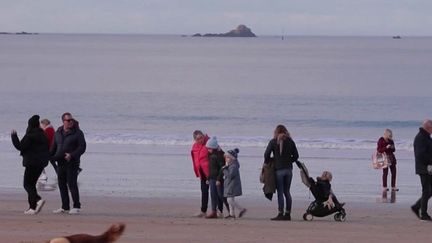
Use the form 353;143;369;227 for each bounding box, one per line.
271;213;284;221
283;212;291;221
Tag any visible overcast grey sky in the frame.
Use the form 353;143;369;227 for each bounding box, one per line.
1;0;431;36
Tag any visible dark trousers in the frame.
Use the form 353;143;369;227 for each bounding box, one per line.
209;179;223;212
23;166;44;209
58;162;81;210
413;174;432;216
200;178;209;213
382;163;396;188
216;181;229;213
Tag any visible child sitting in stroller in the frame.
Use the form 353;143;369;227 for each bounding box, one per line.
297;161;346;221
310;171;344;210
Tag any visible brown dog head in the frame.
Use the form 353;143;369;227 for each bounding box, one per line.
106;223;126;242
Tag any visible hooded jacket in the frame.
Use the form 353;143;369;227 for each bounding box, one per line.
414;127;432;175
51;125;86;164
11;115;50;167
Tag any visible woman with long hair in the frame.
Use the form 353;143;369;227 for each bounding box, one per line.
264;124;299;220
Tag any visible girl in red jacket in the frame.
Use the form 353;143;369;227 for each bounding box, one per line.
377;129;398;192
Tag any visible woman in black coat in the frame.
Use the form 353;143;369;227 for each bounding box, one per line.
11;115;50;215
264;124;299;221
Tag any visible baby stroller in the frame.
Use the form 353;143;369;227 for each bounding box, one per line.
295;161;346;222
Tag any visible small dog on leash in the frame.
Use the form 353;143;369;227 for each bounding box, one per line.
48;223;125;243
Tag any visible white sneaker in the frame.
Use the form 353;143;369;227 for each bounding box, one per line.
35;199;45;213
24;208;37;215
217;211;224;218
69;208;81;215
53;208;69;214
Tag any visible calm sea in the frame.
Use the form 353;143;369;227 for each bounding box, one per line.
1;34;431;202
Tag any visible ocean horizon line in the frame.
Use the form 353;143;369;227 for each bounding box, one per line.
2;32;431;38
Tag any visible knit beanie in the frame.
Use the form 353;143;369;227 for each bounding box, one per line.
206;136;219;149
225;148;240;160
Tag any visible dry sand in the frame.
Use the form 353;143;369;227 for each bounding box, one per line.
0;191;431;243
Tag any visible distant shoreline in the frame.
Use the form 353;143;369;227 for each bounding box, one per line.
2;32;431;38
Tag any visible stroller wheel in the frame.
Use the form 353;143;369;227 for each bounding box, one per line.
334;213;346;222
303;213;313;221
339;213;346;222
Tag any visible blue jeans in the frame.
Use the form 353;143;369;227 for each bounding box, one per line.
276;168;293;213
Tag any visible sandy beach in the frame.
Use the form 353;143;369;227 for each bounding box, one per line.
1;191;431;243
0;141;428;243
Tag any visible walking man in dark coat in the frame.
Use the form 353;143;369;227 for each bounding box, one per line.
411;119;432;221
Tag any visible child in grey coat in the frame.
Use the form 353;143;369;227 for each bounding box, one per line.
222;148;247;219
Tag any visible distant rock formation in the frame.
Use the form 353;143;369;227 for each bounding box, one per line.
192;25;256;37
0;31;38;35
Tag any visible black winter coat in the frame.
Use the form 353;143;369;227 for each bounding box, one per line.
264;137;299;170
315;178;332;202
414;127;432;175
51;126;86;165
11;127;50;168
208;149;225;181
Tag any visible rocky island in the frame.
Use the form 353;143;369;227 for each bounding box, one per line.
0;31;38;35
192;25;256;37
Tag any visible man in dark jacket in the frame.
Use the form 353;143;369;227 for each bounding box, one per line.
411;120;432;221
51;112;86;215
11;115;50;215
